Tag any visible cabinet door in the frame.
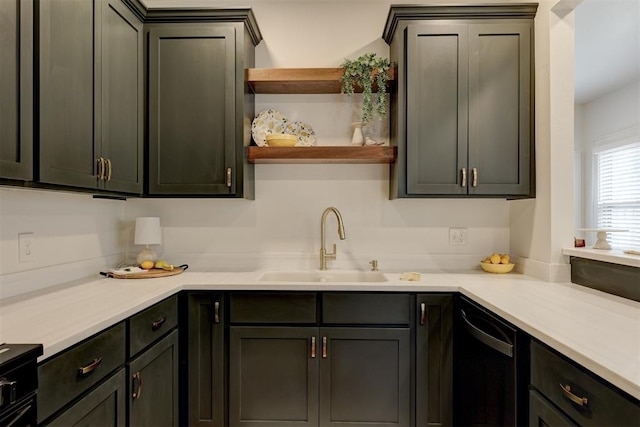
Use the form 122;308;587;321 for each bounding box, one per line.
468;23;532;196
148;25;237;195
406;24;468;196
128;330;179;427
529;390;577;427
39;0;98;189
0;0;33;180
100;0;143;194
416;295;453;426
186;293;225;427
229;326;319;427
47;369;126;427
319;327;410;427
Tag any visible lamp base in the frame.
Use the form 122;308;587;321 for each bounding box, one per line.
136;248;158;265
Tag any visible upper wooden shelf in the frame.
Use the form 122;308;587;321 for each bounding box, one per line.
246;67;396;94
247;146;397;164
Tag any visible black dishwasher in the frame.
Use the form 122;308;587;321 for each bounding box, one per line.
453;295;529;426
0;343;42;427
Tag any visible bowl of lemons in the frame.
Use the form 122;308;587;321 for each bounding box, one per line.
480;253;515;273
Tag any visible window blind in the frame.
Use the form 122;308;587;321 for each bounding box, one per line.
594;141;640;248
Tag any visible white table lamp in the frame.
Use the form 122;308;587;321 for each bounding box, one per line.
134;217;162;265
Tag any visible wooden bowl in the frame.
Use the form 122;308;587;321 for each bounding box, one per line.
480;262;515;274
266;133;298;147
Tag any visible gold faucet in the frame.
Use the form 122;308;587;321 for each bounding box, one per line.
320;207;346;270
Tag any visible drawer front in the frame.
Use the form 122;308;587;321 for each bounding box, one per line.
230;293;317;324
530;340;640;426
38;322;126;423
322;293;411;325
129;295;178;357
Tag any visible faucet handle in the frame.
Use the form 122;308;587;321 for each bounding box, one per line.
369;260;379;271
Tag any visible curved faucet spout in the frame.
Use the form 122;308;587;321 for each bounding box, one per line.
320;207;346;270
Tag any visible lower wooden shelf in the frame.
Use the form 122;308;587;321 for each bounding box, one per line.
247;146;397;164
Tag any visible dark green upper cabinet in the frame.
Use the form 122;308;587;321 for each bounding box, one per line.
384;4;537;198
136;4;262;198
147;25;237;196
0;0;33;181
38;0;143;194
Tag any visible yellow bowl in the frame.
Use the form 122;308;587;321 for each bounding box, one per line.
480;262;515;274
266;133;298;147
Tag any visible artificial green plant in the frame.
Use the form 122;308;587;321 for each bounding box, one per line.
340;52;392;124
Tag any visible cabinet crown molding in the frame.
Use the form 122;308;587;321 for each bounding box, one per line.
122;0;262;46
383;3;539;43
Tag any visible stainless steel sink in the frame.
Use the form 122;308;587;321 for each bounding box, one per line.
258;271;388;283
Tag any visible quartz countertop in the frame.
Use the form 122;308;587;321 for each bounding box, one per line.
1;270;638;400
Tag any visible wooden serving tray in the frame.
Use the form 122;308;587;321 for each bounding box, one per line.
105;266;186;279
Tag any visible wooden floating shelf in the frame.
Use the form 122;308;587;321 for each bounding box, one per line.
246;67;396;94
247;146;397;164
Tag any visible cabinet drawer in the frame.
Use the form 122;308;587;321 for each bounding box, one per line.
531;340;640;426
230;293;317;323
38;322;126;423
129;295;178;357
322;293;410;325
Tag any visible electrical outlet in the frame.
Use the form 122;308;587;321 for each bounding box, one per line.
449;228;467;246
18;233;34;263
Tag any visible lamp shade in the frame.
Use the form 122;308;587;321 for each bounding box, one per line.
134;217;161;246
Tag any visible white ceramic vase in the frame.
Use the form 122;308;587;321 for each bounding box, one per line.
351;122;364;146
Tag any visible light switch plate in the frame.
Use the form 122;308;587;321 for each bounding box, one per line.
18;233;34;263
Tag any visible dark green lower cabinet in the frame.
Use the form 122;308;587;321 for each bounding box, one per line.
128;330;179;427
46;369;126;427
416;295;453;426
184;293;225;427
319;328;410;427
529;390;577;426
229;326;318;427
229;326;410;427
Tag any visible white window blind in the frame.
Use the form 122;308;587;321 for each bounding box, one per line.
594;141;640;248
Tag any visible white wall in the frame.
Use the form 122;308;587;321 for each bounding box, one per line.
575;79;640;243
0;187;125;298
0;0;577;299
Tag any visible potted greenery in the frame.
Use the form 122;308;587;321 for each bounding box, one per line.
340;52;392;124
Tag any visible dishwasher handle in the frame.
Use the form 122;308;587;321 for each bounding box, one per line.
461;309;513;358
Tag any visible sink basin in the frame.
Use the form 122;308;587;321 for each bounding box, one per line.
258;271;388;283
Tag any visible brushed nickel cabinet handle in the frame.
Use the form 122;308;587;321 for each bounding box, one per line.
214;301;220;323
106;158;112;181
132;372;143;399
322;336;327;358
461;168;467;187
226;167;232;188
472;168;478;187
420;302;426;325
311;337;316;358
78;357;102;376
560;384;588;407
151;317;166;330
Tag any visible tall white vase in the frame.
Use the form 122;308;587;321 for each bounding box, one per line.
351;122;364;146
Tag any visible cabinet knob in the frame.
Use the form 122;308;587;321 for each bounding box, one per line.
461;168;467;187
106;158;112;181
472;168;478;187
420;302;426;325
560;383;588;407
311;336;316;358
322;336;327;358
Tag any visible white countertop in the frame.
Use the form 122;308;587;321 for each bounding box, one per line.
1;270;639;400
